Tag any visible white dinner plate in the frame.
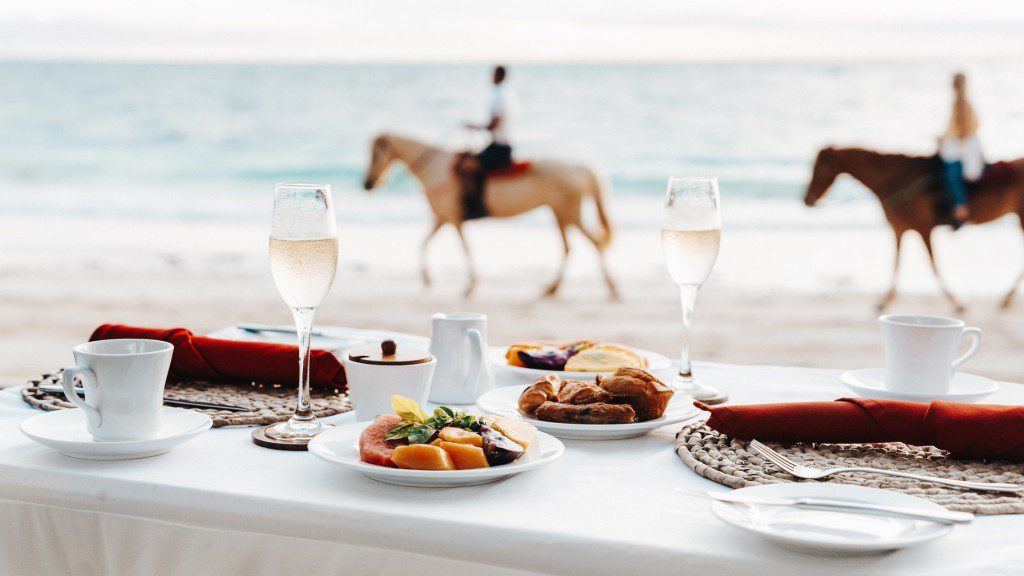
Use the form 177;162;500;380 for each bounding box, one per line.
840;368;999;403
475;384;701;440
710;483;953;555
489;346;672;381
308;421;565;487
20;407;212;460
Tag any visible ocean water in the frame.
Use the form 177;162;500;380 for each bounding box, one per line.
2;60;1023;230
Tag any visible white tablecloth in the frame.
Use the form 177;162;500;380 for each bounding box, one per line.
1;333;1022;576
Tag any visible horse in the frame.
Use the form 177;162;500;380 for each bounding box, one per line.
362;132;617;299
804;146;1024;311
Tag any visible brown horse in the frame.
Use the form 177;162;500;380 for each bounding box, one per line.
804;147;1024;311
362;133;617;299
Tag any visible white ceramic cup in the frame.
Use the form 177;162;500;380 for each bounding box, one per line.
428;312;495;404
879;314;981;395
343;356;436;422
62;339;173;441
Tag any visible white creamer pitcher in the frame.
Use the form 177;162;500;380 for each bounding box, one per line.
428;312;494;404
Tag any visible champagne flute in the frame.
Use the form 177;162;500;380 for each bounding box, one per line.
266;183;339;443
661;177;724;401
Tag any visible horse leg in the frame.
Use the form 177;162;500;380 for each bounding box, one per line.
420;220;443;287
575;223;619;301
1000;216;1024;308
876;230;904;312
922;230;965;313
454;223;477;298
543;223;571;298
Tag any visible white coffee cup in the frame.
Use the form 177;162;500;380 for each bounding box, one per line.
343;340;436;422
62;339;173;441
879;315;981;395
428;312;494;404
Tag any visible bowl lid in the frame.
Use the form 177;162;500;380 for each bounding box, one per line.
347;339;432;365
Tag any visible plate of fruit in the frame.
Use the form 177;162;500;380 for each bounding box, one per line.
491;340;671;380
476;368;701;440
308;396;565;487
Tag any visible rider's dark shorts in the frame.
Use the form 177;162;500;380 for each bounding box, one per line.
476;143;513;170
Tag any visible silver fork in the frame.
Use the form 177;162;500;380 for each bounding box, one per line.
749;439;1024;493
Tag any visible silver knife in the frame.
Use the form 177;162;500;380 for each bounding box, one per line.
236;324;327;338
677;488;973;525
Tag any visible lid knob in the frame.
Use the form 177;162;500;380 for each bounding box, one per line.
381;339;397;357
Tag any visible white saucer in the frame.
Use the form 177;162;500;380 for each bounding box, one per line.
489;346;673;382
710;483;953;555
308;421;564;487
476;384;701;440
21;407;213;460
840;368;999;403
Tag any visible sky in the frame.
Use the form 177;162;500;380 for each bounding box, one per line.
2;0;1024;63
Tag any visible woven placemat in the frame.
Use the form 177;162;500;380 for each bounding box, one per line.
676;422;1024;515
23;370;352;428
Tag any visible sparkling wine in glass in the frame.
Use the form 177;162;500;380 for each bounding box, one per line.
661;177;723;400
266;183;339;443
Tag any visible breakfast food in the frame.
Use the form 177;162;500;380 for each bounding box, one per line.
506;340;646;373
518;368;674;424
359;395;537;470
597;367;674;421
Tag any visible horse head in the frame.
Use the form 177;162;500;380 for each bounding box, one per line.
363;133;396;192
804;146;842;207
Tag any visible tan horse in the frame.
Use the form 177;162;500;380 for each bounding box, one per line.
804;146;1024;311
362;133;617;299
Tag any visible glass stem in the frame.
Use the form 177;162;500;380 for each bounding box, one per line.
290;306;317;425
678;284;699;381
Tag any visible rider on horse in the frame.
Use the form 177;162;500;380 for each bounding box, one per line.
456;65;515;220
938;72;984;229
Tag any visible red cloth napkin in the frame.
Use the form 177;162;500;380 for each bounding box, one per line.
90;324;346;393
697;398;1024;462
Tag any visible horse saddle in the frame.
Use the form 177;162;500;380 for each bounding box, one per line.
451;152;532;179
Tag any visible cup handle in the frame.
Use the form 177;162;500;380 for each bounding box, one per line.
62;366;102;429
951;327;982;372
463;328;483;397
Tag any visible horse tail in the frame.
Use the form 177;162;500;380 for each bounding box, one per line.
586;168;614;250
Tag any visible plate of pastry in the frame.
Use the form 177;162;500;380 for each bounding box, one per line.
476;368;702;440
491;340;672;380
309;396;564;487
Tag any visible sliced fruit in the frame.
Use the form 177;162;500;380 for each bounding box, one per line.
439;441;490;469
480;424;525;466
358;414;405;467
489;416;537;450
429;438;444;447
391;444;455;470
438;426;484;446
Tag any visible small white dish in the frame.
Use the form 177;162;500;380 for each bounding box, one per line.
21;407;212;460
840;368;998;403
308;421;565;487
489;346;672;382
710;483;953;555
475;384;701;440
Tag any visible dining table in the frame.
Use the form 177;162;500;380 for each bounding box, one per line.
1;326;1022;576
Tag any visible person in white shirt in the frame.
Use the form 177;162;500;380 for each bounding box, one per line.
458;65;514;219
938;72;984;228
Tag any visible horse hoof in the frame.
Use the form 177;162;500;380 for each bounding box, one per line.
1001;294;1016;309
542;284;559;298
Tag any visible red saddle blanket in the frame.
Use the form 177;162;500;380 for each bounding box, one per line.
972;161;1018;190
487;161;532;179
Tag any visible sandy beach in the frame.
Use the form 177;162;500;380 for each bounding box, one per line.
3;212;1022;386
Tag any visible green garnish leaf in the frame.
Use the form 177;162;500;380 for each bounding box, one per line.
384;422;416;441
406;424;437;444
391;395;429;423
